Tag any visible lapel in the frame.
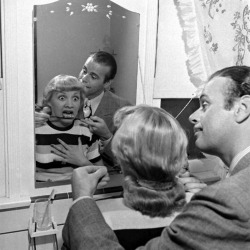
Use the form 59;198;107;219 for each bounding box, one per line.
231;152;250;176
94;91;113;117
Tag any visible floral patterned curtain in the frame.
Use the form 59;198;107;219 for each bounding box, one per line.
175;0;250;87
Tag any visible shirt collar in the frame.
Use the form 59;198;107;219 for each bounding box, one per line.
88;91;104;115
227;145;250;177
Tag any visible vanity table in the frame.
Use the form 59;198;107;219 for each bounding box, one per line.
98;192;193;250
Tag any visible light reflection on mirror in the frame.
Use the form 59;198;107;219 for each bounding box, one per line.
33;0;140;188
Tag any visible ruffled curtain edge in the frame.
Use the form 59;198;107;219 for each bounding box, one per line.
174;0;208;88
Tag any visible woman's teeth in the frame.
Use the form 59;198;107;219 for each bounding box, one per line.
62;112;74;118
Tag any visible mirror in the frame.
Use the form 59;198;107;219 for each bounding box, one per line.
33;0;140;188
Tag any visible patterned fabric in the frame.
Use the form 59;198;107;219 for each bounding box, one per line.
35;119;100;181
176;0;250;86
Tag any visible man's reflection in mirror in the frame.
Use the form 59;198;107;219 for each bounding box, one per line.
77;51;131;169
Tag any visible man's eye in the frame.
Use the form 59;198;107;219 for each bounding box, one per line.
78;69;87;80
201;101;208;110
91;74;97;80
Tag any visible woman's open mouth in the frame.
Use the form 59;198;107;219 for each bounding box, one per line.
62;111;75;119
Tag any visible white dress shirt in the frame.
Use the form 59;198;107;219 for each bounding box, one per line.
227;145;250;177
87;91;104;115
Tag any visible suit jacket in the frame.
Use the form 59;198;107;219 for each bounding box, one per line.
62;152;250;250
94;91;131;168
94;90;131;134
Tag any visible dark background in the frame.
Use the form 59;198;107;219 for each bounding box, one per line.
161;98;204;159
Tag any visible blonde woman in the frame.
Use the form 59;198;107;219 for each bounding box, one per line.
112;105;187;217
35;74;103;182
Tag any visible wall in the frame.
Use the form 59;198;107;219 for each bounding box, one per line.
153;0;196;98
0;79;5;197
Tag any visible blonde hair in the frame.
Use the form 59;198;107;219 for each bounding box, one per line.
42;75;85;110
112;105;187;217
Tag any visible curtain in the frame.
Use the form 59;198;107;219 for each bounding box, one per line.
175;0;250;87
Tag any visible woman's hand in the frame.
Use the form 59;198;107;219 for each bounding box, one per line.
178;169;207;193
51;137;91;166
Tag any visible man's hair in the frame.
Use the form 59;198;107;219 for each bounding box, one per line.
209;66;250;110
112;105;187;217
42;74;84;111
89;51;117;82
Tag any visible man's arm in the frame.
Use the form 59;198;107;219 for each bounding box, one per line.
62;166;122;250
62;166;246;250
84;116;113;140
62;198;123;250
82;116;117;168
35;106;51;127
62;187;226;250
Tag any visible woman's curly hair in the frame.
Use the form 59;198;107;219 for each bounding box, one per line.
112;105;188;217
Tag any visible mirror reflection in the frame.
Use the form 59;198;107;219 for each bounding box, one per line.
34;0;140;187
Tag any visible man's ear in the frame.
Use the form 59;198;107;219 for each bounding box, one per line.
104;80;112;91
234;95;250;123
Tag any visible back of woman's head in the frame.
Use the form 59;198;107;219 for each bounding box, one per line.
42;74;85;108
112;105;187;217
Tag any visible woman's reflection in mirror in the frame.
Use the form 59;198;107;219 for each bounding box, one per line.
35;74;104;182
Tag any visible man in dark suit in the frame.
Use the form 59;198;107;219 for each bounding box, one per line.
77;51;131;168
62;66;250;249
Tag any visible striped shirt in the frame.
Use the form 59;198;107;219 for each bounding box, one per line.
35;119;100;181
